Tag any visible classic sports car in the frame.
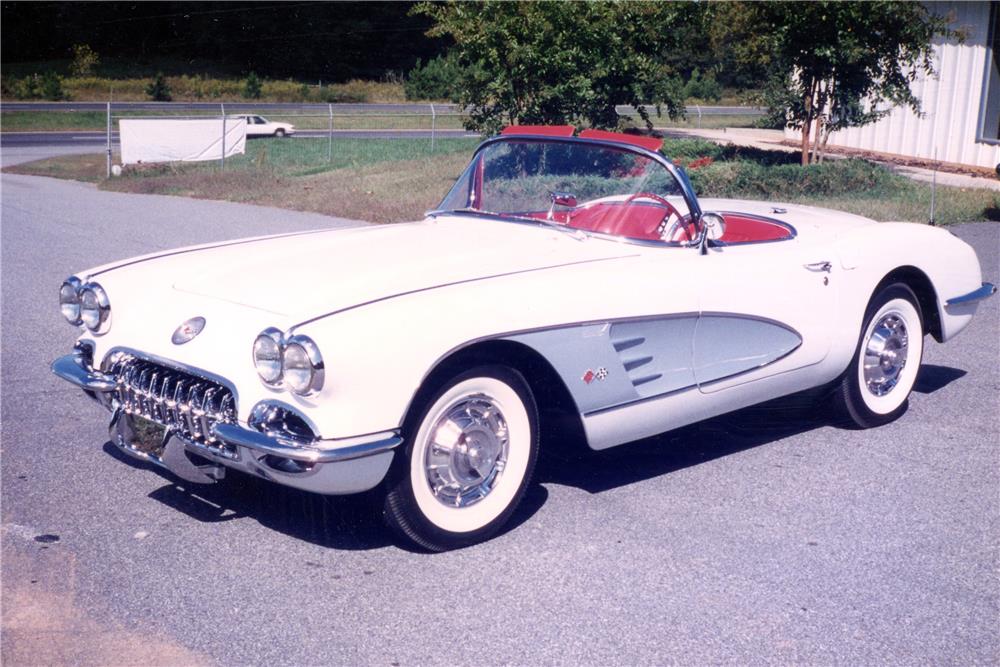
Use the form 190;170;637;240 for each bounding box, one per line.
53;126;995;551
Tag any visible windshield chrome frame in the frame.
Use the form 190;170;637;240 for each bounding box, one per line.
427;133;704;240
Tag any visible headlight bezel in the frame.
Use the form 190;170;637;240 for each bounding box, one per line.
253;327;285;386
283;334;325;397
252;329;325;396
59;276;83;325
79;283;111;333
61;277;111;334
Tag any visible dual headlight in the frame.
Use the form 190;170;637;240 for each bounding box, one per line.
253;328;324;396
60;277;111;333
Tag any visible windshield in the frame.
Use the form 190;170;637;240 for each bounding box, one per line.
438;138;693;243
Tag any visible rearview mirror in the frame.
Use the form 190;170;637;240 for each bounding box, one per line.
698;212;726;254
547;191;578;220
701;212;726;241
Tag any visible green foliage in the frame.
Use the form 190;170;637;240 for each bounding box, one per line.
243;71;263;99
69;44;100;77
40;71;68;100
145;72;172;101
688;158;907;198
682;68;722;103
741;1;959;165
15;74;42;99
404;54;463;101
413;1;690;135
4;71;68;100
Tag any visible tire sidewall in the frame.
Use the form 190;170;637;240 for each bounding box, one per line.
385;365;539;550
846;283;924;425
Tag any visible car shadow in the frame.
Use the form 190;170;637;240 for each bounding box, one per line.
98;362;968;550
912;364;966;394
103;441;393;550
536;388;827;495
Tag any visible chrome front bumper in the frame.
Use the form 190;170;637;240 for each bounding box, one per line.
51;348;400;495
945;282;997;307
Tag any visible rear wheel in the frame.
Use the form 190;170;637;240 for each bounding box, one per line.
834;283;924;428
383;365;539;551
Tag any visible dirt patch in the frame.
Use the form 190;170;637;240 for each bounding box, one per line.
1;538;209;666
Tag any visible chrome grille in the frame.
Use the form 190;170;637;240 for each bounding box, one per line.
108;354;237;455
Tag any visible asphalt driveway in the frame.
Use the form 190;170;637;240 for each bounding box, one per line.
2;171;997;665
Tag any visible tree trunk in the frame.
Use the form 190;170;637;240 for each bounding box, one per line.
800;78;817;166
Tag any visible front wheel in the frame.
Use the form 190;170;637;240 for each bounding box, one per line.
383;365;539;551
274;128;286;138
834;283;924;428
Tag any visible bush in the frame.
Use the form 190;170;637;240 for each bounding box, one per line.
404;54;461;101
146;72;172;101
243;71;262;99
17;74;42;99
688;158;907;198
40;71;68;100
70;44;100;77
682;68;722;103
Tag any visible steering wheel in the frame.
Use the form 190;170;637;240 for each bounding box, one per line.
621;192;691;243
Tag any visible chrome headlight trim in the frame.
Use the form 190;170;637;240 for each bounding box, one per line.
253;327;285;386
79;282;111;334
59;276;83;325
284;334;325;396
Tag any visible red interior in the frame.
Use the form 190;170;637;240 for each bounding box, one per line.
510;207;793;244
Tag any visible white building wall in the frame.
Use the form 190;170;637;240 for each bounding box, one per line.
784;1;1000;170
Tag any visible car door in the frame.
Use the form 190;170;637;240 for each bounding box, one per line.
693;237;835;393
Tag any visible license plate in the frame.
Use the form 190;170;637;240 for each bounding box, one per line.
129;415;167;456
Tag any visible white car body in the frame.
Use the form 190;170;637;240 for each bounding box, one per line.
53;128;994;547
240;115;294;137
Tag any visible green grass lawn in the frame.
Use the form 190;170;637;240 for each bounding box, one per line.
5;136;997;225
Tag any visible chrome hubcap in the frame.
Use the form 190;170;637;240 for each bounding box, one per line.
863;313;909;396
424;395;509;508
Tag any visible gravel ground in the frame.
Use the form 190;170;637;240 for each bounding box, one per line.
2;171;998;665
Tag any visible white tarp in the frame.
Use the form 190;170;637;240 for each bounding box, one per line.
119;117;247;165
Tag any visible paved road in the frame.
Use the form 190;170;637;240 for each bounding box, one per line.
0;129;480;148
1;172;997;665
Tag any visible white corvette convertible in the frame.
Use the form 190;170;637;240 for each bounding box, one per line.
53;126;994;550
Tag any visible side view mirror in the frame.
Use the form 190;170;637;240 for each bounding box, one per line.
547;191;578;220
698;212;726;254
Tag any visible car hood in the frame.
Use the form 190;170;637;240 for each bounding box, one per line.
165;216;636;323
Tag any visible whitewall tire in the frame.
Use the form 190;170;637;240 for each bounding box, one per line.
835;283;924;428
383;365;539;551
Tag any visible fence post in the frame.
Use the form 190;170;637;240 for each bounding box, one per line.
430;103;436;152
695;105;702;129
220;103;226;171
106;102;112;179
328;103;334;163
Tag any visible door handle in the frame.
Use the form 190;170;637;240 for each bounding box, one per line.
804;261;832;273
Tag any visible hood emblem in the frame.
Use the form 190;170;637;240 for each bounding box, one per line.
172;317;206;345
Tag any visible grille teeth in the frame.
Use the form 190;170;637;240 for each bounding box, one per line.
109;355;237;453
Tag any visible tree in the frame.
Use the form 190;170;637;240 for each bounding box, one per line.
413;1;692;135
146;72;172;102
243;71;262;99
69;43;99;77
746;2;958;165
